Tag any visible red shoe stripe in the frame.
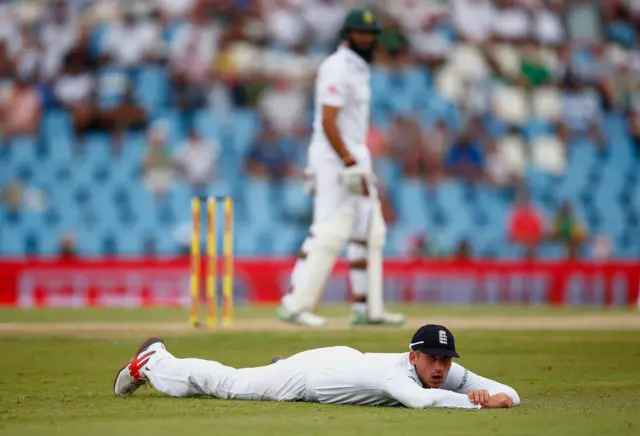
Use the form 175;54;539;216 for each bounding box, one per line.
129;350;156;381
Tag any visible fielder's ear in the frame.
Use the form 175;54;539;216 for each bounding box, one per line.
409;350;418;365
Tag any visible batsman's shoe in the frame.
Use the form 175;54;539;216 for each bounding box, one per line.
114;337;165;396
350;310;406;326
277;305;328;328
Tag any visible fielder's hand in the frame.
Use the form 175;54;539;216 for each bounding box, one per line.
466;389;490;407
483;393;514;409
339;165;377;196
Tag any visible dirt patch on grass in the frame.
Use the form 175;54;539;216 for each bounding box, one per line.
1;314;639;338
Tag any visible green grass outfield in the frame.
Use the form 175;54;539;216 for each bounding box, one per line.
1;306;640;435
0;303;636;323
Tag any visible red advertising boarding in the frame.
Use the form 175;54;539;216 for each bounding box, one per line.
0;258;638;308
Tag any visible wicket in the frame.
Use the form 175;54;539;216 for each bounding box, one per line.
189;196;234;328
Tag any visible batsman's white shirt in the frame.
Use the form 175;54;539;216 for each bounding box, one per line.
143;346;520;409
310;44;371;164
307;45;377;239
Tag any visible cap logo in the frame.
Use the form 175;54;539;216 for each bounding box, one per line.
363;10;374;24
438;330;448;345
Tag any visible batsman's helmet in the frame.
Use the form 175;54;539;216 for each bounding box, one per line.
340;9;382;39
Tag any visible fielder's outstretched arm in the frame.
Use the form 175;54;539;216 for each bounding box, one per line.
383;374;481;409
441;362;521;406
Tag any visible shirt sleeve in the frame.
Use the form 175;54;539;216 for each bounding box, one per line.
316;59;348;107
441;362;521;406
382;372;481;409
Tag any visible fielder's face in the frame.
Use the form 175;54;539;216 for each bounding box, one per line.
409;351;453;389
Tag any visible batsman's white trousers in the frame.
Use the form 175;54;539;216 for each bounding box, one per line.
309;144;378;240
144;346;365;403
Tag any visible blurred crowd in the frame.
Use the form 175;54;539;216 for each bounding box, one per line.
1;0;639;260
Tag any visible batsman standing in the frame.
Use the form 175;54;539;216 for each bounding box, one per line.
276;9;405;327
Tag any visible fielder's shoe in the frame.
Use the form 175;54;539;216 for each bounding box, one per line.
277;305;328;328
350;310;406;326
114;337;165;396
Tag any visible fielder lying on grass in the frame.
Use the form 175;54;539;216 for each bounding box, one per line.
114;324;520;409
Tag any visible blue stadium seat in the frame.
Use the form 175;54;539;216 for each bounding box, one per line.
194;109;221;144
163;21;182;45
437;180;471;229
633;186;640;213
153;231;178;256
526;166;555;192
404;67;431;96
234;223;262;255
371;103;390;127
272;224;305;255
0;218;26;256
475;186;509;227
385;224;429;257
203;180;231;199
129;190;156;228
115;226;144;256
115;131;146;177
69;159;96;187
607;21;637;47
136;66;169;112
280;180;312;218
498;243;526;259
483;113;509;138
370;69;391;102
77;227;104;256
38;228;60;257
538;243;566;260
395;180;428;227
167;183;193;224
389;91;413;115
43;110;74;163
90;23;109;56
373;158;400;188
83;133;113;164
30;161;57;187
244;179;278;228
556;174;583;203
524;118;554;141
8;136;38;166
594;189;625;240
231;109;261;156
599;160;626;195
421;90;458;127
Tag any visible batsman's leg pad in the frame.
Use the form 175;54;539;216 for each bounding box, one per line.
346;241;367;297
284;206;355;314
289;236;314;287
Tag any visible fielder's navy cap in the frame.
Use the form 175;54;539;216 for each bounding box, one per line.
409;324;459;358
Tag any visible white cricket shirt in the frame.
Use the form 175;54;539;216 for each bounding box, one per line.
310;45;371;163
306;350;520;409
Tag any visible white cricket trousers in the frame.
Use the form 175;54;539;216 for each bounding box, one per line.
309;144;378;240
144;346;364;403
